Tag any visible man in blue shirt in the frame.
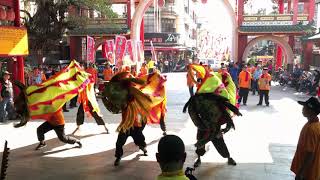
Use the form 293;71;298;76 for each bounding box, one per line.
229;62;239;88
252;65;262;95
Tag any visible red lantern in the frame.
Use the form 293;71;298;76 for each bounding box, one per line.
6;8;15;21
158;0;165;7
201;0;207;4
0;7;6;20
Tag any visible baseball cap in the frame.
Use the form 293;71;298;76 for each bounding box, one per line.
298;97;320;114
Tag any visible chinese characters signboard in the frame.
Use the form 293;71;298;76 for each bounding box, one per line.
0;27;29;56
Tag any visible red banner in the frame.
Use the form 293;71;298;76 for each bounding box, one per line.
137;41;144;62
104;39;115;64
125;40;134;62
86;36;95;63
115;35;127;67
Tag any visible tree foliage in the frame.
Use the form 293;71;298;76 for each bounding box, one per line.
21;0;116;56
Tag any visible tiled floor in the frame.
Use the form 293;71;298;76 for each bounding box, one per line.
0;73;311;179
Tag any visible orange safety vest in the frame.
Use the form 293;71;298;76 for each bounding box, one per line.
258;73;272;90
140;66;148;76
86;68;97;82
238;71;251;88
103;68;113;81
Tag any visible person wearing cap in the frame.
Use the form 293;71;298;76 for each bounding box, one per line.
291;97;320;180
156;135;196;180
257;67;272;106
0;71;16;122
238;65;251;106
252;64;262;95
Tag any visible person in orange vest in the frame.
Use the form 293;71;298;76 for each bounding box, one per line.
238;65;251;106
131;65;137;77
186;65;195;96
86;63;98;85
257;67;272;106
139;63;148;77
103;64;113;81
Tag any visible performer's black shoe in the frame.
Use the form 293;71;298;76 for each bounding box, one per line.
114;158;121;166
35;142;47;150
257;103;262;106
76;141;82;148
243;103;247;106
194;158;201;168
140;147;148;156
228;158;237;166
63;109;69;112
266;104;269;107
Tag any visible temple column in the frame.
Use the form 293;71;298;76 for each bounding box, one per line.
238;35;247;63
293;0;299;24
276;0;284;70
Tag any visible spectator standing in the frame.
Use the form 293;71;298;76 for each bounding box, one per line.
229;63;239;88
252;65;262;95
291;97;320;180
257;67;272;106
238;65;251;106
103;64;113;81
0;71;16;122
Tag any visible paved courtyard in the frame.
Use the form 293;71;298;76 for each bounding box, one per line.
0;72;313;180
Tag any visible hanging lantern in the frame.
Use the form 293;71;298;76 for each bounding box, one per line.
6;8;15;21
0;7;6;20
201;0;208;4
158;0;165;7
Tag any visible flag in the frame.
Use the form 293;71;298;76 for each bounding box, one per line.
137;41;144;62
87;36;95;63
124;40;134;62
115;35;127;67
104;39;115;64
26;60;100;120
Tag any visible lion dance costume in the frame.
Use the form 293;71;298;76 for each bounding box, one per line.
14;60;101;150
183;64;242;167
101;71;166;166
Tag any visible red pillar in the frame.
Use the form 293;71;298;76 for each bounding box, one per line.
279;0;284;13
127;0;131;29
237;35;247;63
70;36;79;60
102;43;107;58
13;0;25;85
275;0;284;70
303;41;313;70
237;0;244;27
293;0;299;24
308;0;315;21
140;18;145;48
276;45;283;70
287;0;292;13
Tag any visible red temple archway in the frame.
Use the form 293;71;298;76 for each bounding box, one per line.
242;35;294;66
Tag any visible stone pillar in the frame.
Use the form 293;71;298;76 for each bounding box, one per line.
308;0;315;21
303;41;313;70
238;35;247;63
237;0;244;26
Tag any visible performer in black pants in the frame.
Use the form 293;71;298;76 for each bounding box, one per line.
72;102;109;134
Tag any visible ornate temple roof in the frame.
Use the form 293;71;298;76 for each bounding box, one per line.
239;24;315;34
68;28;130;36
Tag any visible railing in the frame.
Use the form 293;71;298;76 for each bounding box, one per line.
242;14;309;26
